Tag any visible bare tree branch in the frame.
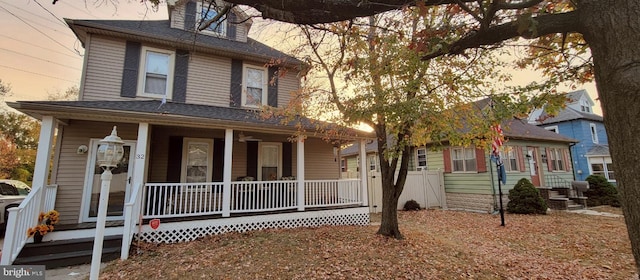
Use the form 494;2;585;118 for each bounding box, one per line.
422;11;580;60
496;0;544;10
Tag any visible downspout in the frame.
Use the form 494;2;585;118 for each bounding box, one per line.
568;142;577;180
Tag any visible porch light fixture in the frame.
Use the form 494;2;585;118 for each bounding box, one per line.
91;126;124;280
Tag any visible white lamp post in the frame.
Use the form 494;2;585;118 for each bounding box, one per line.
90;126;124;280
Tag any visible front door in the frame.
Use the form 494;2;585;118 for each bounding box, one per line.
81;140;136;222
527;147;541;186
259;143;281;181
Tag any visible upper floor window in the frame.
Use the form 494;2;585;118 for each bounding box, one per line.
580;99;591;113
452;147;476;172
416;147;427;170
198;2;226;36
545;126;559;133
242;65;267;108
138;46;175;99
590;123;599;143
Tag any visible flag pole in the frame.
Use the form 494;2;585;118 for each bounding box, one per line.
497;160;505;226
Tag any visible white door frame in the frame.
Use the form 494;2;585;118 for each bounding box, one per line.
258;142;282;181
79;139;137;223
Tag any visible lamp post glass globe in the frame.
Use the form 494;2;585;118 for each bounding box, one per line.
97;126;124;169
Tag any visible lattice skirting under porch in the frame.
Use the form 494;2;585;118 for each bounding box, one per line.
134;207;370;243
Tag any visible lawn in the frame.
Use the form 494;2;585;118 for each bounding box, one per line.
101;209;636;279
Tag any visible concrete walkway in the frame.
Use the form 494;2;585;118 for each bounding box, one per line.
568;209;622;218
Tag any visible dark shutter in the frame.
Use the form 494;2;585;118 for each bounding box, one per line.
546;148;553;171
167;136;183;183
476;148;487;172
172;50;189;103
564;148;572;171
443;148;451;173
517;146;526;172
120;41;141;98
227;11;237;40
185;1;197;31
230;59;243;107
212;138;224;182
282;142;292;177
267;66;278;107
246;142;258;179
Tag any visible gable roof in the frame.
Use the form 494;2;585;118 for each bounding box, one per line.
8;100;372;139
65;19;305;69
566;89;594;106
536;107;604;125
586;144;610;156
340;118;576;157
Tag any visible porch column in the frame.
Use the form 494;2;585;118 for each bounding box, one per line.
35;116;57;210
132;123;149;194
222;129;233;217
359;139;369;206
296;136;305;211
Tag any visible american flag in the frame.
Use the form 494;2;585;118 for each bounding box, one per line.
491;124;504;160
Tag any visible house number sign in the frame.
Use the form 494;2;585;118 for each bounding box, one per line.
136;154;145;159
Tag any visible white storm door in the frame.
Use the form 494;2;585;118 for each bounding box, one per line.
81;140;136;222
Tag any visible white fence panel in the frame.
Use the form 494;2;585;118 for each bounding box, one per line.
367;170;444;212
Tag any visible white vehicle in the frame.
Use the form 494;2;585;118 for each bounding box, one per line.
0;180;31;227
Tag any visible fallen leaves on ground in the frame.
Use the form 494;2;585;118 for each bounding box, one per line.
100;210;635;280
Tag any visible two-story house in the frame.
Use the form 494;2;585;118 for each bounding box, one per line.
529;90;613;182
3;0;373;267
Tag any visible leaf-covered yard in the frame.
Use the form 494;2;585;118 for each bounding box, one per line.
101;209;635;279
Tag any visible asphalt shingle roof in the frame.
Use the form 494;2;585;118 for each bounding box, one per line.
536;107;604;124
65;19;304;66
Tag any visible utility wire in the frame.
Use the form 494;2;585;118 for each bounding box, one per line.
0;0;67;28
0;64;79;84
0;47;82;71
33;0;68;26
0;5;78;55
0;34;82;60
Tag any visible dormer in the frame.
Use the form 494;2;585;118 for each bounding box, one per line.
168;0;253;43
566;89;595;113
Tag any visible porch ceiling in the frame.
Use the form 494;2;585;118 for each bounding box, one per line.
8;100;374;140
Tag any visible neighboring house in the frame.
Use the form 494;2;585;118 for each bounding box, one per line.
529;90;613;182
342;99;579;213
2;0;373;266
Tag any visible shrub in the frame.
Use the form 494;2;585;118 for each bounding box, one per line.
403;200;421;211
507;178;548;215
585;175;620;207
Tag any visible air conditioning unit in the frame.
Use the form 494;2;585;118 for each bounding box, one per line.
416;166;427;171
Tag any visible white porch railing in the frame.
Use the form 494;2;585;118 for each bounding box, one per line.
121;182;144;260
140;179;362;219
305;179;361;208
143;182;224;218
230;181;298;213
43;184;58;212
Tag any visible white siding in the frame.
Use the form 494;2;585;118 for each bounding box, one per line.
170;5;186;30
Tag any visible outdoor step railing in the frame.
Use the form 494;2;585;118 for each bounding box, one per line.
140;179;363;219
0;187;43;265
121;182;143;260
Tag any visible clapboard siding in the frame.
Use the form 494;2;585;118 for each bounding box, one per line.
170;4;186;30
304;138;339;180
82;36;128;101
235;22;248;42
186;54;231;106
53;121;138;224
277;71;299;108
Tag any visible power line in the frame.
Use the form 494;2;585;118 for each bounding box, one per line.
0;47;82;71
0;64;79;84
33;0;68;26
0;0;67;28
58;0;96;19
0;5;79;56
0;34;82;60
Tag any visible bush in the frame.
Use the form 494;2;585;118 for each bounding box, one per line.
403;200;421;211
507;178;548;215
585;175;620;207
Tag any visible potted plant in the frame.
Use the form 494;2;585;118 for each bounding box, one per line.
26;210;59;243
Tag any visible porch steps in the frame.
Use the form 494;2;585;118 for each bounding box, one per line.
13;235;122;269
547;190;585;211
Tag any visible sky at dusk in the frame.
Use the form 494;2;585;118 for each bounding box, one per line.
0;0;602;115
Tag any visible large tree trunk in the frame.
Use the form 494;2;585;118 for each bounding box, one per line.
580;0;640;274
